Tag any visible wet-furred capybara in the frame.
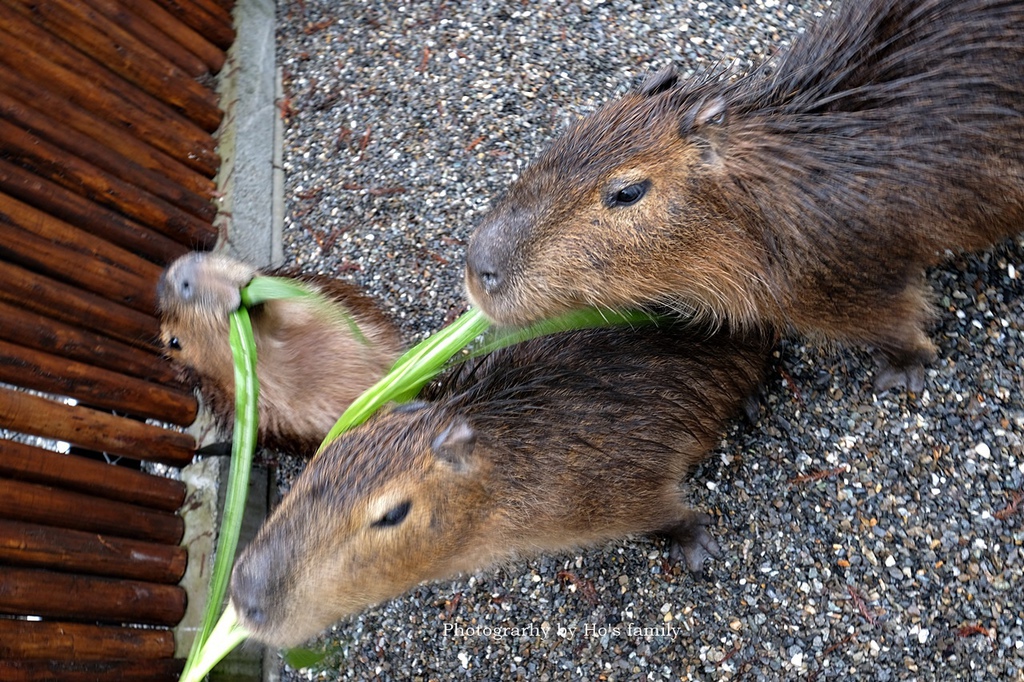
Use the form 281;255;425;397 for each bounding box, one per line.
158;252;403;455
229;321;771;647
465;0;1024;391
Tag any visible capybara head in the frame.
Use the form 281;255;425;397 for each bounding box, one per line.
465;69;755;328
229;322;771;647
158;251;256;392
230;404;494;647
157;251;404;454
465;0;1024;392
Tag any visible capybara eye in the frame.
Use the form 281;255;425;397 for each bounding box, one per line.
373;500;411;528
608;181;650;208
168;337;182;351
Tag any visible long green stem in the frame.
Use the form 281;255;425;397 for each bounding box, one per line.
179;307;258;682
179;274;659;680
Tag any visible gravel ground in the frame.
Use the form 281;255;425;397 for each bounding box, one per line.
268;1;1024;679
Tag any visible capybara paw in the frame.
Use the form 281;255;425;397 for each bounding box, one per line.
667;513;722;574
873;359;926;394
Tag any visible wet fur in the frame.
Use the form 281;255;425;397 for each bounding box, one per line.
230;322;771;647
466;0;1024;389
158;253;404;455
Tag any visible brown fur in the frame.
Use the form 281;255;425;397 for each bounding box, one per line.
465;0;1024;391
157;252;404;455
229;321;771;647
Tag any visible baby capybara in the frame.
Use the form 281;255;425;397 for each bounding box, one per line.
465;0;1024;392
158;252;403;455
229;321;770;647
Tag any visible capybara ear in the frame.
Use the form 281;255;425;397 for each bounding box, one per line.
681;95;728;135
639;66;679;97
430;419;478;472
694;96;727;127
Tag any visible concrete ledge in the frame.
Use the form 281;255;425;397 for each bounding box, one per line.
213;0;283;269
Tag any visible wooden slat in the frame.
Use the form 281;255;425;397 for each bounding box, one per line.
151;0;234;50
0;340;197;425
81;0;209;77
0;301;180;385
0;567;186;626
0;68;216;199
128;0;225;73
0;478;184;545
0;90;216;221
0;658;185;682
0;119;218;248
0;197;163;314
0;439;186;512
5;0;222;131
0;386;196;467
0;8;219;176
0;619;176;661
0;261;162;351
0;161;192;265
0;519;187;583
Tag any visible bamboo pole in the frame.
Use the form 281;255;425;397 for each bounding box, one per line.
0;519;187;584
0;619;176;661
0;261;162;351
0;8;219;176
0;301;180;385
4;0;222;131
0;386;196;467
0;340;197;426
0;91;216;221
0;478;184;545
0;119;218;248
151;0;234;50
80;0;208;77
0;659;184;682
128;0;225;73
0;197;164;314
0;159;192;265
0;567;186;626
0;439;186;512
0;68;216;199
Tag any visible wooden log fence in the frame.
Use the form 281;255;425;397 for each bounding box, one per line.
0;339;197;425
0;619;178;660
4;0;224;130
0;300;180;385
80;0;210;77
0;118;218;248
0;439;186;510
0;6;220;176
0;158;192;265
0;567;186;626
0;197;165;314
0;258;163;347
0;387;196;467
0;660;186;682
0;90;217;221
0;519;187;582
0;0;236;676
0;66;216;199
125;0;226;73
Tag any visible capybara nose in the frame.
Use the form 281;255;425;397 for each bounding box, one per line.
159;252;200;302
466;246;505;296
229;564;269;628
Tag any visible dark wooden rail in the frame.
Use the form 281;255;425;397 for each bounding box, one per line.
0;440;186;510
0;0;235;678
0;388;196;466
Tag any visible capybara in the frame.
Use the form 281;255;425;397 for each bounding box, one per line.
158;252;403;455
229;321;770;647
465;0;1024;392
